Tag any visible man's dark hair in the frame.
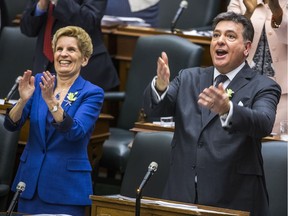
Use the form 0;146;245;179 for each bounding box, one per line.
212;11;254;43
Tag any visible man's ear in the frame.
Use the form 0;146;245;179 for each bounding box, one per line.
244;41;252;57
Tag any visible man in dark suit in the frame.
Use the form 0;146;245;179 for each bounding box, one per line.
20;0;119;91
143;11;281;216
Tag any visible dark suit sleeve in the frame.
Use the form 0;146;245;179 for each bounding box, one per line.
20;0;46;37
143;70;183;119
227;80;281;138
53;0;106;32
20;0;107;36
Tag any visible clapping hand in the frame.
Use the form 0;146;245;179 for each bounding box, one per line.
198;83;230;115
18;70;35;103
40;71;56;103
156;52;170;91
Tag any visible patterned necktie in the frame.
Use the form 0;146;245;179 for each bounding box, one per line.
43;3;55;62
214;74;228;87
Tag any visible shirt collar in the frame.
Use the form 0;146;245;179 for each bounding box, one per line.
214;62;245;83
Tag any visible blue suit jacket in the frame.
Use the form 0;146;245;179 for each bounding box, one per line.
5;74;104;205
143;64;281;216
20;0;119;90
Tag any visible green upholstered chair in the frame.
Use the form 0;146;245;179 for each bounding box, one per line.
262;140;287;216
120;132;173;198
0;115;20;211
0;26;36;100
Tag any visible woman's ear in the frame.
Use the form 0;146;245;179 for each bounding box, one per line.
81;56;89;67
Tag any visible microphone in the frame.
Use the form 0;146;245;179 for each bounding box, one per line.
6;181;26;216
4;76;21;104
135;162;158;216
137;161;158;193
171;0;188;33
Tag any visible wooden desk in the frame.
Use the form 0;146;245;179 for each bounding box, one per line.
88;113;113;168
131;122;174;133
131;121;285;142
90;195;250;216
102;25;212;91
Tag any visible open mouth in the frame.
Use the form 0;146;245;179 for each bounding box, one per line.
216;49;228;56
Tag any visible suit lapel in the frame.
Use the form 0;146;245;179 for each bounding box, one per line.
227;64;254;99
200;67;214;127
201;64;254;129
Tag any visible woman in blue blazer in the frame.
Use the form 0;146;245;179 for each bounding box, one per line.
4;26;104;215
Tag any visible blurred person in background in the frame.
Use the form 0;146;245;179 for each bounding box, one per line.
20;0;119;91
228;0;287;134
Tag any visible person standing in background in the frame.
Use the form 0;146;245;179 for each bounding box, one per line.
20;0;119;91
105;0;160;27
4;26;104;214
227;0;287;134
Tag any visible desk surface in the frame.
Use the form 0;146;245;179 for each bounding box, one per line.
107;25;211;44
131;122;285;142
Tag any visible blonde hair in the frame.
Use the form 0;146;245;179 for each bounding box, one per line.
52;26;93;59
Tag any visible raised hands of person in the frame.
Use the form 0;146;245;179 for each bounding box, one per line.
8;70;35;122
269;0;283;28
198;83;230;115
269;0;282;12
156;52;170;92
243;0;258;18
37;0;50;10
40;71;64;122
39;71;56;104
18;70;35;103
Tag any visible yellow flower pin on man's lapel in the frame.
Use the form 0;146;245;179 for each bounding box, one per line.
226;88;234;98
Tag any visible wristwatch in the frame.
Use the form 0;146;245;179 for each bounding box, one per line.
50;103;59;113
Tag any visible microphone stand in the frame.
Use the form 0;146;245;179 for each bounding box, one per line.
4;76;21;104
6;182;26;216
171;18;183;34
135;188;142;216
170;27;183;34
170;0;188;34
134;161;158;216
